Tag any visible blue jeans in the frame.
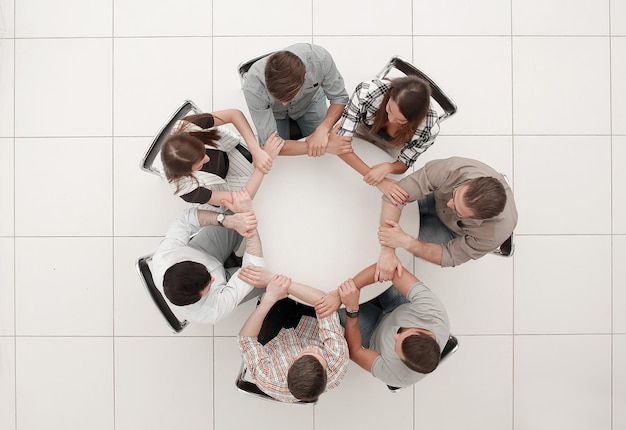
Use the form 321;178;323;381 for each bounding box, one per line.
417;193;458;245
339;286;409;348
275;95;327;139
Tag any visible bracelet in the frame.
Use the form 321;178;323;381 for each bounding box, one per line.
346;309;359;318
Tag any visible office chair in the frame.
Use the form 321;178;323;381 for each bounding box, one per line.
492;173;515;257
377;55;457;123
388;334;459;392
135;254;188;333
140;99;201;177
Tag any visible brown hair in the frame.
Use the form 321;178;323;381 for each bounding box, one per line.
163;261;212;306
160;114;221;191
287;355;327;402
371;76;431;147
400;332;441;374
463;177;507;220
265;51;306;103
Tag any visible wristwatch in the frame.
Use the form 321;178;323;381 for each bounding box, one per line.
346;308;359;318
216;213;225;226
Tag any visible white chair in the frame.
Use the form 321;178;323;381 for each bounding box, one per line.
140;100;201;177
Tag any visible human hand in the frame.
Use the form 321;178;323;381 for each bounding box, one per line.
363;162;391;186
252;148;273;174
375;248;403;282
326;123;353;155
221;188;253;213
314;289;341;318
376;178;408;206
306;127;329;157
263;131;284;160
337;279;360;311
238;266;273;288
263;274;291;304
378;220;410;250
222;211;258;238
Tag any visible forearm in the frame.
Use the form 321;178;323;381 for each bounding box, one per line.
316;104;345;132
278;139;308;155
287;282;326;306
344;316;363;356
406;239;443;266
244;229;263;257
239;299;273;337
387;160;409;175
339;152;371;176
380;200;402;228
243;168;266;199
196;209;223;227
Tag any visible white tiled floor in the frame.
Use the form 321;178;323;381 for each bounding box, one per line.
0;0;624;429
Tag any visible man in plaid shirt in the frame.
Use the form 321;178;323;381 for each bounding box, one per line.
237;269;348;403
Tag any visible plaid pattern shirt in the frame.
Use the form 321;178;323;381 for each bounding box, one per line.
237;313;348;403
337;79;440;167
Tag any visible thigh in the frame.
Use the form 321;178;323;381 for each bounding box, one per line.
295;95;327;137
275;118;291;140
189;225;243;263
339;303;384;349
418;214;458;245
258;298;304;345
377;286;409;314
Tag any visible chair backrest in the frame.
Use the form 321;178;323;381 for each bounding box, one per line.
140;100;201;177
388;334;459;392
135;254;188;333
492;173;515;257
237;51;277;88
376;56;457;123
235;361;315;404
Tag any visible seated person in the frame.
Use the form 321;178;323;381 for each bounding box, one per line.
316;264;449;388
332;76;440;205
152;189;263;324
237;268;348;403
242;43;352;157
161;109;284;210
376;157;518;276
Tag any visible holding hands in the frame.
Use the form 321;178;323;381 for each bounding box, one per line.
220;188;257;237
262;274;292;305
337;279;360;312
376;179;408;207
238;266;273;288
326;123;353;156
257;131;284;173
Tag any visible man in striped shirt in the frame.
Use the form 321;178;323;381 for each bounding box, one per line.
237;270;348;403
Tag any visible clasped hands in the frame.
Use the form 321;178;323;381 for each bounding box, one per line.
219;188;257;238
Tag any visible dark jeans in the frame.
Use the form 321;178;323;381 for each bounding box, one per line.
258;298;317;345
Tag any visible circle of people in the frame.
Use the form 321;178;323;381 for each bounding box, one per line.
152;43;518;403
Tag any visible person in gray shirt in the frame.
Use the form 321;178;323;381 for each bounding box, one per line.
242;43;352;157
315;263;450;388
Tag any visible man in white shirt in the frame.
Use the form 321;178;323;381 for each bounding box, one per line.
152;189;264;324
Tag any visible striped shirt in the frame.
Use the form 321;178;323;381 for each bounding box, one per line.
337;79;440;167
237;313;348;403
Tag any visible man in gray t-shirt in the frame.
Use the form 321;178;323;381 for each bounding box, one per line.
316;263;449;388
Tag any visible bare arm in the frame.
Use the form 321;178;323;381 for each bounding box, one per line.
378;220;444;266
239;275;290;337
376;201;404;281
338;280;380;372
307;103;346;157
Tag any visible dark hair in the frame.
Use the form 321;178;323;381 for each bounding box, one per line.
163;261;212;306
161;114;221;192
400;333;441;374
463;177;507;220
371;76;431;147
287;355;327;402
265;51;306;103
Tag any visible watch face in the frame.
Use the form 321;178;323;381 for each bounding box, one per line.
217;214;224;224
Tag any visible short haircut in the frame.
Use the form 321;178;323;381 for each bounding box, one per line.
401;333;441;374
463;177;507;220
163;261;211;306
287;355;327;402
265;51;306;103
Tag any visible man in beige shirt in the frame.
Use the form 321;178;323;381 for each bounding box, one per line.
376;157;518;279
